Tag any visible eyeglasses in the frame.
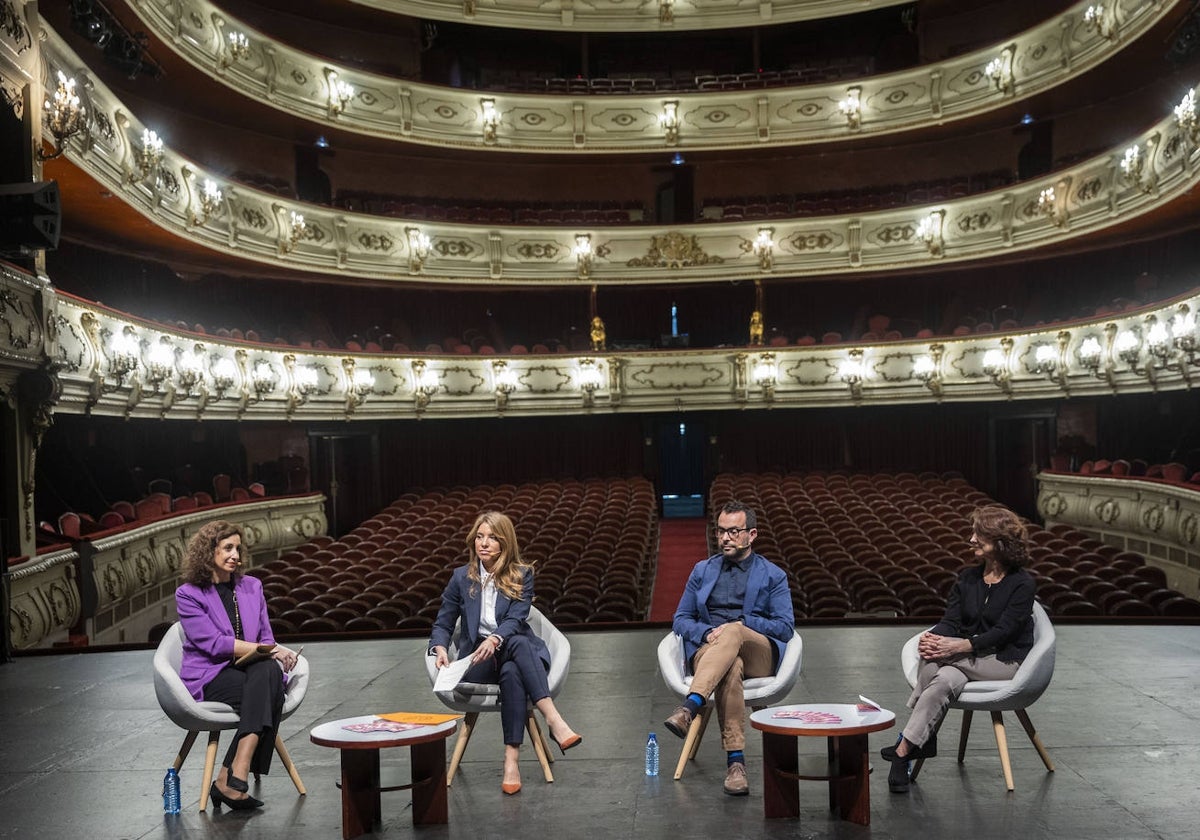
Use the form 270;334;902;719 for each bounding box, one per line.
715;526;750;538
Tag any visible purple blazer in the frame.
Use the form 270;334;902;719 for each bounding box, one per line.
176;574;275;701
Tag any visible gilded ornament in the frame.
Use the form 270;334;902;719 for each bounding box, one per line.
240;207;269;229
876;224;916;244
1076;177;1104;202
357;232;395;251
786;231;836;251
748;311;763;346
956;212;993;233
626;232;723;269
434;239;478;258
590;316;606;352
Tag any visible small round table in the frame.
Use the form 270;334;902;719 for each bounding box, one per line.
310;715;458;840
749;703;895;825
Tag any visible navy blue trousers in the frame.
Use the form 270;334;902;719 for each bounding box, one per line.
462;634;551;746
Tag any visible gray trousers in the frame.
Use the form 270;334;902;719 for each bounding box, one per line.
903;652;1020;748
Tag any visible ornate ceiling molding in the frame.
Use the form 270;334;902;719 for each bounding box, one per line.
35;24;1200;286
46;291;1200;423
117;0;1173;152
341;0;915;32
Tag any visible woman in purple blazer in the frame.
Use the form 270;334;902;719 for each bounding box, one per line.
176;520;299;810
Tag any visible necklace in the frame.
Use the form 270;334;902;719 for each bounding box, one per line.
231;588;243;639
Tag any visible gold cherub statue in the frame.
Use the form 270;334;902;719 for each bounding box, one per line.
590;315;607;352
749;310;764;346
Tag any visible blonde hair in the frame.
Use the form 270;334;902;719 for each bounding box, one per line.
465;511;529;601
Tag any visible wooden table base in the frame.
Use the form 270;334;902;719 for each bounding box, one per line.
761;731;874;825
336;740;449;840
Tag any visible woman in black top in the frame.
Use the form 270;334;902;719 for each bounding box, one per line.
882;504;1036;793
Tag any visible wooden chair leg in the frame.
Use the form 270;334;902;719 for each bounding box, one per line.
446;712;478;786
527;712;554;783
199;732;220;811
957;709;974;763
1015;708;1055;772
532;710;555;764
173;731;199;771
673;706;710;780
690;706;713;759
991;711;1014;791
274;735;306;795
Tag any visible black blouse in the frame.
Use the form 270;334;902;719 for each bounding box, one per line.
930;565;1036;663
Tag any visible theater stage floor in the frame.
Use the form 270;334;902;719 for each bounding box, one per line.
1;624;1197;840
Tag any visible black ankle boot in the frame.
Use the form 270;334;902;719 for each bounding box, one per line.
888;759;910;793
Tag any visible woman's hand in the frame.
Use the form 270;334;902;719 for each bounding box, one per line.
432;645;450;669
470;635;501;664
918;633;972;660
272;646;299;672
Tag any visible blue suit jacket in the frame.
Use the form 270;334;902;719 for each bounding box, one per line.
429;565;550;669
176;574;275;700
672;551;794;672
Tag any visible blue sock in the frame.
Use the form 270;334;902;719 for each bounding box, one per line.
727;750;744;767
684;693;705;714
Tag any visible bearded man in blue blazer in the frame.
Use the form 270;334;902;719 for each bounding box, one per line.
667;501;794;796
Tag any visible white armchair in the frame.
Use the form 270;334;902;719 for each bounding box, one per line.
900;600;1056;790
152;621;308;810
657;629;803;779
423;605;570;785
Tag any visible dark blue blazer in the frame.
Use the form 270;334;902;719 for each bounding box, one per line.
672;551;794;671
429;564;550;669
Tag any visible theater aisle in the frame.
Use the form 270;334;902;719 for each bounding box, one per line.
651;518;709;620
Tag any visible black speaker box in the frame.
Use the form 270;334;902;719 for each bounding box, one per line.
0;181;62;253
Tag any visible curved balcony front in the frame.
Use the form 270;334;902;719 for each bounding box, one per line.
41;278;1200;423
37;22;1200;288
339;0;916;32
118;0;1176;153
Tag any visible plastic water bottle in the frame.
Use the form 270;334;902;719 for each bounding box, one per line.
645;732;660;776
163;767;181;814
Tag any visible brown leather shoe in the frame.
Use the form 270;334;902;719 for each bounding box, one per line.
664;705;693;739
723;761;749;796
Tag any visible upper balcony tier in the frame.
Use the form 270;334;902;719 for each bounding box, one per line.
111;0;1181;153
36;17;1200;288
332;0;917;32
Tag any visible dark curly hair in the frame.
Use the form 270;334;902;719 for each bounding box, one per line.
180;520;244;588
971;505;1030;573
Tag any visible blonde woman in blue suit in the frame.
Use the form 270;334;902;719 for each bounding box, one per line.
429;511;582;795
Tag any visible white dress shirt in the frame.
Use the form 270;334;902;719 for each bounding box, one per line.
478;561;499;638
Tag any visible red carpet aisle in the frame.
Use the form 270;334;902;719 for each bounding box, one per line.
650;518;710;620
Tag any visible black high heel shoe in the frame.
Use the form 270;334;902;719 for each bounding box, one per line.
209;782;263;811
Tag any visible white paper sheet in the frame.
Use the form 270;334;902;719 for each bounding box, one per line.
433;656;473;693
